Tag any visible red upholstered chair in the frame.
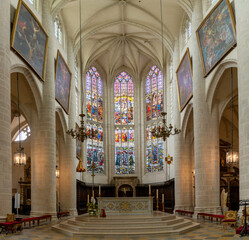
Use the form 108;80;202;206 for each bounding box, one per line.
222;211;237;231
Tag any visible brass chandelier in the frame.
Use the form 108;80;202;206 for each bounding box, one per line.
67;113;88;143
151;112;181;142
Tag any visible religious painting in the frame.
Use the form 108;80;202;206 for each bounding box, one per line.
196;0;236;76
11;0;48;81
76;123;81;160
55;50;72;114
176;48;193;112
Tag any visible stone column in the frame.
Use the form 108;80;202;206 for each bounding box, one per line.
30;1;56;216
192;0;220;214
234;0;249;201
0;0;11;217
173;40;193;211
59;40;77;215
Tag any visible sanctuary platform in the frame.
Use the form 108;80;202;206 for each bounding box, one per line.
52;211;200;237
97;196;153;215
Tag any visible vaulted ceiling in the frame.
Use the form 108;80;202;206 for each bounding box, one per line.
51;0;192;78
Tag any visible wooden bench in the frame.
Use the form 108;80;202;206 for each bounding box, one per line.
197;213;224;223
175;210;194;217
23;215;51;227
57;212;70;219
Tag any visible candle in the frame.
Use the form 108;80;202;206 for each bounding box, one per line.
99;185;101;197
87;194;89;204
149;184;151;196
156;189;158;199
162;193;164;203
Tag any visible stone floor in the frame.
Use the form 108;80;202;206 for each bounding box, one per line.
0;217;246;240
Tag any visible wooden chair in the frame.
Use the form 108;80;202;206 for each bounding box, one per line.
222;211;237;231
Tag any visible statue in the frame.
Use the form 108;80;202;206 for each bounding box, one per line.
221;188;228;207
221;188;228;214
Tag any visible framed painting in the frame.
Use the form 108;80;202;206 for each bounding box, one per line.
76;123;81;160
11;0;48;81
55;50;72;114
176;48;193;112
196;0;236;76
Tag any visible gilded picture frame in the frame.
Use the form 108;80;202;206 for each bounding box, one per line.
76;123;81;160
196;0;236;77
11;0;49;81
55;50;72;114
176;48;193;112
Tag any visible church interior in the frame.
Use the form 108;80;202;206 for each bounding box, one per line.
1;0;249;239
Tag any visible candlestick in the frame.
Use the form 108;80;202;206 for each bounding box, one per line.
99;185;101;197
149;184;151;196
87;194;89;204
156;189;158;199
162;193;165;212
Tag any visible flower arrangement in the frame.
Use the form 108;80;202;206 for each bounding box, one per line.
87;197;98;216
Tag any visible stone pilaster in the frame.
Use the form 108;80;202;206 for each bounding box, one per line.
234;0;249;201
192;0;220;214
30;1;56;217
173;40;193;211
59;40;77;216
0;0;11;217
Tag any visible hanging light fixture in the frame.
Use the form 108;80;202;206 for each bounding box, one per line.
151;0;181;142
226;68;239;166
56;165;60;178
13;73;27;166
66;0;90;172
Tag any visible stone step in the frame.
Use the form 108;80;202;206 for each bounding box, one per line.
75;213;175;223
52;212;200;237
52;221;200;237
59;219;193;233
67;217;184;227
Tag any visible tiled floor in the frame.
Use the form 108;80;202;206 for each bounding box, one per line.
0;218;247;240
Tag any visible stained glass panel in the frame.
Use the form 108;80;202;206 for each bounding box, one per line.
146;65;164;173
86;123;104;174
114;72;135;174
86;67;104;174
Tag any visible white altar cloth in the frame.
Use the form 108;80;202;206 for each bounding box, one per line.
97;197;153;215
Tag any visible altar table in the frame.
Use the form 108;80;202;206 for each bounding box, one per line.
97;197;153;215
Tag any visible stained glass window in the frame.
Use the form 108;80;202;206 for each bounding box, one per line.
14;126;31;142
146;66;164;172
86;67;104;173
54;16;62;44
146;66;163;121
184;17;191;44
114;72;135;174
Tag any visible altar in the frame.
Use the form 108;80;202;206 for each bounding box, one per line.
97;197;153;215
